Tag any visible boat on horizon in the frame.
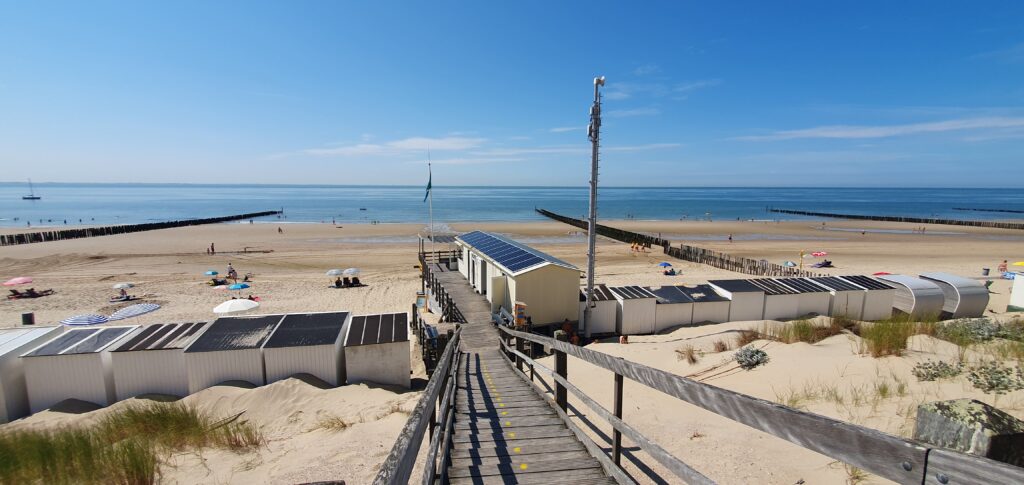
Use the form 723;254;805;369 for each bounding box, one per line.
22;179;41;200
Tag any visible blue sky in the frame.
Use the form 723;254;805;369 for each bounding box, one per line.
1;1;1022;186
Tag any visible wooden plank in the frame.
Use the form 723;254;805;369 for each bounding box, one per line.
454;415;566;430
501;326;928;484
459;409;556;420
452;425;573;443
459;388;541;398
447;456;602;478
925;448;1024;484
448;468;609;485
458;394;542;405
456;400;551;411
450;449;594;468
449;437;585;459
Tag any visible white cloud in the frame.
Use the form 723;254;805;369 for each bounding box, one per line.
549;126;583;133
633;64;661;76
674;79;721;93
420;157;525;165
475;143;679;157
606;107;660;118
736;117;1024;141
604;143;681;151
306;136;486;156
973;43;1024;64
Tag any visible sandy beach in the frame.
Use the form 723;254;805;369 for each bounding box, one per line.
1;218;1022;483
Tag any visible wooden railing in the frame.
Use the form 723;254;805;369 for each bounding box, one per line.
497;326;1024;484
422;263;465;324
769;208;1024;230
373;327;462;485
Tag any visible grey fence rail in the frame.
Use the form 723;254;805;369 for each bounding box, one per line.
769;208;1024;230
536;208;820;277
0;210;283;246
497;326;1024;485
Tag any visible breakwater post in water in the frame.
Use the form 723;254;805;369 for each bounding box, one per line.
535;208;820;277
0;210;283;246
768;209;1024;230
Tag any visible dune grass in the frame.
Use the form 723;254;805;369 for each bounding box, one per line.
857;320;918;357
0;402;263;484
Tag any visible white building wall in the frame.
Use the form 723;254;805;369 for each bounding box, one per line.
264;344;342;386
618;299;657;335
25;353;112;413
861;289;895;321
762;295;801;321
795;293;831;317
827;290;865;320
580;300;617;337
346;341;411;388
692;301;731;324
728;293;765;322
112;350;189;401
0;327;63;423
655;303;693;332
186;349;265;393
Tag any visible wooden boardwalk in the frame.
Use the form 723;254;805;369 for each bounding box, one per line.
432;268;614;484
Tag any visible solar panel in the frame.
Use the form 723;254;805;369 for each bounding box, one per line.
346;313;410;346
62;327;135;355
185;315;282;353
263;312;349;348
457;231;577;273
24;329;98;357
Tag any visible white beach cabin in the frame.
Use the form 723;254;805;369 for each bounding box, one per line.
748;279;800;321
183;315;283;393
579;285;618;337
0;326;64;422
263;311;351;387
838;275;897;321
22;326;138;413
609;286;658;335
344;313;411;388
1009;274;1024;312
708;279;765;322
678;285;731;324
110;322;208;401
649;286;695;332
876;275;945;319
806;276;866;320
775;278;832;317
919;272;990;319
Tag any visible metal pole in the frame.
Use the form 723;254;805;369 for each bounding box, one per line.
583;76;605;336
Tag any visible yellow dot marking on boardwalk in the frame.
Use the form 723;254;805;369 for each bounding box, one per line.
513;447;521;453
499;403;505;407
501;411;508;416
496;397;502;402
504;421;511;426
509;432;516;438
520;463;528;470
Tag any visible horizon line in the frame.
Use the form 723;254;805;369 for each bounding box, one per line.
0;181;1013;190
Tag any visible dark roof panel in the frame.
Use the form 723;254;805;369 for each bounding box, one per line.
649;286;696;304
24;329;98;357
840;275;895;290
184;315;282;353
609;285;657;300
263;312;350;348
579;284;616;302
346;313;410;347
808;276;862;292
457;231;578;273
748;279;798;295
677;285;728;302
775;278;829;293
61;327;135;355
708;279;765;293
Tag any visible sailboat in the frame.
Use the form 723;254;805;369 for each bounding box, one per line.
22;179;41;200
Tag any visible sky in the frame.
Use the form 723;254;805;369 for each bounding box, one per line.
1;1;1022;187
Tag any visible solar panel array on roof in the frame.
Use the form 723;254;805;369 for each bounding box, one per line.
264;312;350;348
346;313;409;347
113;322;208;352
609;286;658;300
840;275;894;290
458;231;577;273
808;276;862;292
776;278;829;293
184;315;282;353
0;327;59;355
677;285;728;302
24;327;134;357
748;279;798;295
649;286;696;304
579;284;616;302
708;279;764;293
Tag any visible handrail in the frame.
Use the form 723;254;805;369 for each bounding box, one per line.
497;326;1024;484
373;326;462;485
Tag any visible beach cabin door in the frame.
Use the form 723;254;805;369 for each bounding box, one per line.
480;261;488;295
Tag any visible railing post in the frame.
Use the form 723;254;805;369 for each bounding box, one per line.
555;347;567;412
613;372;623;465
528;341;535;382
515;336;524;372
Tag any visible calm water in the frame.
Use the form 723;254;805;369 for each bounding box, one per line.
1;183;1022;228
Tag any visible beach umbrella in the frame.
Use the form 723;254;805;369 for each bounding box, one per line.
112;282;134;290
657;262;673;268
783;261;797;267
213;299;259;314
61;314;108;326
228;283;250;291
108;303;160;321
3;277;32;286
326;269;344;276
205;270;219;276
343;268;360;276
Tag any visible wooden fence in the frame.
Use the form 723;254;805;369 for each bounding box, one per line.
953;207;1024;214
0;210;283;246
497;326;1024;484
536;208;820;277
769;208;1024;230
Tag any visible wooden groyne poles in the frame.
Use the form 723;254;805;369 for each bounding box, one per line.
0;210;282;246
536;208;820;277
769;208;1024;230
953;207;1024;214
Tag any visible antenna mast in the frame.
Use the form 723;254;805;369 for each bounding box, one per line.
583;76;605;335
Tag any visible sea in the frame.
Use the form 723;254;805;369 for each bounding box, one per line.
1;183;1023;228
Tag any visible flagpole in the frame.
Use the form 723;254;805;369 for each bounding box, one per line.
428;151;434;255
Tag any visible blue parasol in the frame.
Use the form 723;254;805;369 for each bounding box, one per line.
658;262;673;267
228;283;250;290
205;270;219;276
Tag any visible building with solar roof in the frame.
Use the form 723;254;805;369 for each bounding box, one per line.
775;278;832;317
919;272;989;318
183;315;282;393
21;326;138;413
263;312;351;387
455;231;581;327
578;285;617;336
0;326;64;422
649;286;695;331
344;313;411;388
806;277;867;320
110;322;208;401
839;275;897;321
708;279;766;322
875;275;943;319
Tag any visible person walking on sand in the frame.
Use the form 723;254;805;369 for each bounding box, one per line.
210;243;215;255
728;234;733;243
278;227;283;234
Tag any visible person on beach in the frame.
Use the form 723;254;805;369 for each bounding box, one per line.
728;234;733;243
227;263;237;281
210;243;215;254
278;227;283;234
999;260;1008;273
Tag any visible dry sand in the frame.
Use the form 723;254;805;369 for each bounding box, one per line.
1;218;1022;483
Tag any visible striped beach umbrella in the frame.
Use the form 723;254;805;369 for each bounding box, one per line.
61;314;109;326
343;268;360;276
108;303;161;321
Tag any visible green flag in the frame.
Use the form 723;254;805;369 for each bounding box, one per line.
423;164;432;203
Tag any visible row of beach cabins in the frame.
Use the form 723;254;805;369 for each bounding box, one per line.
0;311;411;423
451;231;990;337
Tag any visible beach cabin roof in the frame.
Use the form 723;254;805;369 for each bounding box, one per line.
807;276;862;292
0;327;61;356
776;278;830;293
609;285;658;300
579;284;616;302
748;279;798;295
707;279;764;293
839;275;894;291
875;275;941;294
456;231;578;275
648;286;696;304
265;312;350;348
919;272;989;318
346;313;409;347
23;327;136;357
112;322;208;352
677;285;729;302
184;315;282;353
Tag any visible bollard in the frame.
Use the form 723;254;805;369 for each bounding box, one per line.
21;312;35;326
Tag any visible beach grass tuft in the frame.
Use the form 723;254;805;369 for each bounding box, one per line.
713;339;731;353
858;320;918;357
676;344;700;364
